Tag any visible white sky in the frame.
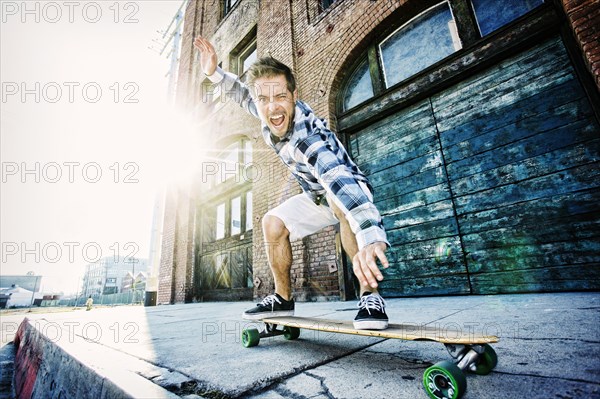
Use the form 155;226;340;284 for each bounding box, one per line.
1;0;201;294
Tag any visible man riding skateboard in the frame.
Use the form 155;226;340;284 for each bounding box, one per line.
194;36;391;330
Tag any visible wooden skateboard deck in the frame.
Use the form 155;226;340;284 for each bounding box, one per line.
260;316;498;344
242;315;500;398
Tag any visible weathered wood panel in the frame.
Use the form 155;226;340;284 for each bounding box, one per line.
451;140;600;197
383;254;466;279
379;275;470;297
453;158;600;211
466;238;600;274
347;33;599;297
459;191;600;235
469;265;600;294
350;100;435;163
447;87;594;148
446;117;598;181
197;243;253;300
433;36;600;294
350;100;469;297
440;83;590;156
434;39;574;133
375;168;450;204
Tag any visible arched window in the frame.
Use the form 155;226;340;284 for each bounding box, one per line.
380;2;461;88
211;138;253;187
340;0;546;112
342;57;373;111
472;0;544;36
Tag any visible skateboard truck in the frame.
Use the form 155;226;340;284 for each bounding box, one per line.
264;322;300;340
242;322;300;345
444;343;498;375
445;344;486;372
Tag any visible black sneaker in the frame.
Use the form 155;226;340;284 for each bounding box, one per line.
353;292;389;330
242;293;295;320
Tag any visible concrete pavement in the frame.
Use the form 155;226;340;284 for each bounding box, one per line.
1;292;599;398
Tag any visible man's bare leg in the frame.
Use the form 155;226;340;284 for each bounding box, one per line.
262;215;293;300
328;202;379;296
329;200;388;329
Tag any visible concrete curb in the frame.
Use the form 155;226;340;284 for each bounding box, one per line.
13;318;180;399
0;342;16;398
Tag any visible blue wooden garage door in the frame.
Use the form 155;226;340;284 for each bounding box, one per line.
349;36;600;296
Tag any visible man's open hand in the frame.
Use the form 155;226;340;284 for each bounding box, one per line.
352;242;389;289
193;36;218;77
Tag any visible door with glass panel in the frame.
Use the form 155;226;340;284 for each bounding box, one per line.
195;139;255;300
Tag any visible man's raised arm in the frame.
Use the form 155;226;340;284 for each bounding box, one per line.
193;36;259;118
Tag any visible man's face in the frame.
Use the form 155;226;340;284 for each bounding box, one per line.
252;74;297;138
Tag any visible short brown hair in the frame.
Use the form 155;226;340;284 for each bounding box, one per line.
246;56;296;94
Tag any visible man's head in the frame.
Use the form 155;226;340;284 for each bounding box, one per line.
246;57;298;138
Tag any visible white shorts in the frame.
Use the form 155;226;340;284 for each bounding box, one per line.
265;182;373;241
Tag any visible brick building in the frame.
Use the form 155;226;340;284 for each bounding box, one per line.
157;0;600;304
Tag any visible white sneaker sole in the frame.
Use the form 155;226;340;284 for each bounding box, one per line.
242;310;295;320
353;320;389;330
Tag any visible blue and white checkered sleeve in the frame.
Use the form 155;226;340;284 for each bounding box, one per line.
295;133;390;250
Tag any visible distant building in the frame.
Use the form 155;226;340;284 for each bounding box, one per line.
0;275;42;292
40;294;62;307
121;271;148;293
0;285;42;308
82;257;149;297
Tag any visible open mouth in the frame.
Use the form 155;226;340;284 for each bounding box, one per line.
269;114;285;128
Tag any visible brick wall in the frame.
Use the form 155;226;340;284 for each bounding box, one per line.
172;186;195;303
562;0;600;90
173;0;345;302
175;0;200;110
157;185;195;304
157;188;177;304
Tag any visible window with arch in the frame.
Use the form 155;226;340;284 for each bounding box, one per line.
380;2;462;89
471;0;544;36
340;0;546;112
211;191;252;242
222;0;240;19
210;138;253;187
321;0;340;12
206;137;254;242
230;26;257;80
343;57;374;111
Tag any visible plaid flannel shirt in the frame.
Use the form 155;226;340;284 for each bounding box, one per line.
208;67;389;250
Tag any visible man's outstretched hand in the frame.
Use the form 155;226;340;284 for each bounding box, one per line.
352;242;389;290
193;36;218;77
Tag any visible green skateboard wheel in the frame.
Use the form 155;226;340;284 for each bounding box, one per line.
283;326;300;340
242;328;260;348
474;344;498;375
423;360;467;399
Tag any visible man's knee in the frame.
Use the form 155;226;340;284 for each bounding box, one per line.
262;215;289;241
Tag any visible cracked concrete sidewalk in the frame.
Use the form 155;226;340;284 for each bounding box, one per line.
1;292;599;398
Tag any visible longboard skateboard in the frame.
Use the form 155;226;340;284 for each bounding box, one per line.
241;316;499;399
